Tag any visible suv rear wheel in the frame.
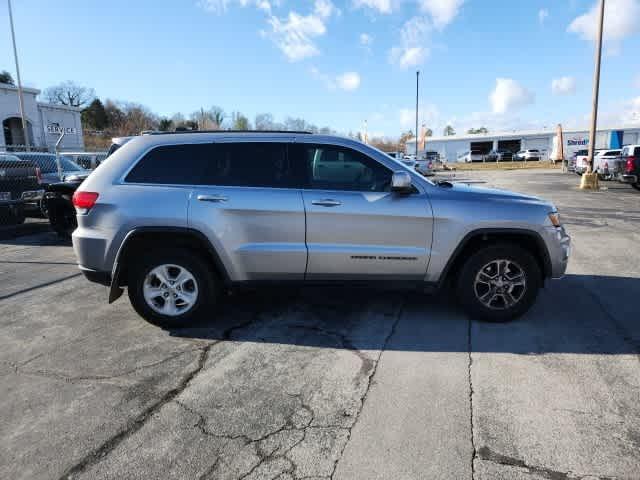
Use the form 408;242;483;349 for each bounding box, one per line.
456;244;541;322
127;249;218;327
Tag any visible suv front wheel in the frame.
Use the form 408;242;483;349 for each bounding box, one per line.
456;244;541;322
127;249;218;327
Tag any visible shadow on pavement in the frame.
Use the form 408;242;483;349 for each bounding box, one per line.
169;274;640;355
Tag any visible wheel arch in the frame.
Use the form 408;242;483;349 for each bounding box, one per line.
438;228;552;288
108;226;230;303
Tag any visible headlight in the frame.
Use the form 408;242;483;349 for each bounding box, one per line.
548;212;561;227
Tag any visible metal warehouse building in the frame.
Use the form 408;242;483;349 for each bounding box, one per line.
1;82;84;151
406;126;640;162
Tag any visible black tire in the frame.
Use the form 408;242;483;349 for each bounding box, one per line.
456;244;541;322
48;203;77;238
632;183;640;191
127;249;219;328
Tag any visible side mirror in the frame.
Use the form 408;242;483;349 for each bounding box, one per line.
391;171;412;193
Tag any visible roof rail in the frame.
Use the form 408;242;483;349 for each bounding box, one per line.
140;130;315;136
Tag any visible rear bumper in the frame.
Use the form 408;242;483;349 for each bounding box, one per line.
79;265;111;286
620;174;638;184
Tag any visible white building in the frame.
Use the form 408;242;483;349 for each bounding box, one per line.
1;82;84;151
405;126;640;162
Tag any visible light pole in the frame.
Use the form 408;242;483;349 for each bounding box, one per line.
415;71;419;158
581;0;605;189
7;0;30;151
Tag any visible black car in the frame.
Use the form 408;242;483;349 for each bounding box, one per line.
0;153;41;225
12;152;91;216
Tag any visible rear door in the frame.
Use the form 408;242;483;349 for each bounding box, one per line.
293;143;433;280
189;141;307;282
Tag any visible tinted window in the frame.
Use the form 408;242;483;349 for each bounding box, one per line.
296;144;392;192
125;144;210;184
633;147;640;156
202;142;297;188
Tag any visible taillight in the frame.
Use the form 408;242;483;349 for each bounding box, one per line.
72;191;99;212
604;161;608;169
626;158;634;173
35;167;42;184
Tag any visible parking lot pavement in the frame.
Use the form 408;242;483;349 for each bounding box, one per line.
1;169;639;480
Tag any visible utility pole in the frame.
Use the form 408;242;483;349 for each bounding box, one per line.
581;0;605;189
415;71;420;158
7;0;30;151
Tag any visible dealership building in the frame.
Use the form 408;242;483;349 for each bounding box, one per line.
406;126;640;162
1;82;84;151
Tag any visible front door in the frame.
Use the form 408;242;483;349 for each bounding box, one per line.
292;143;433;280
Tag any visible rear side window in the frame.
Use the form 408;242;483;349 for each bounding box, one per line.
202;142;298;188
125;144;210;184
634;147;640;156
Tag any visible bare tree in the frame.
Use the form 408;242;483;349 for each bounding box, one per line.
255;113;275;130
231;112;251;130
43;81;95;108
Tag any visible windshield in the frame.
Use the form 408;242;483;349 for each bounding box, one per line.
17;154;83;174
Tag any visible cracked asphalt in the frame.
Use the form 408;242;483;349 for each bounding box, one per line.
1;169;639;480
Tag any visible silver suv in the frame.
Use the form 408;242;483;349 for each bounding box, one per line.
72;132;570;326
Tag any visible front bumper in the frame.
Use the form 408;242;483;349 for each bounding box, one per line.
541;225;571;279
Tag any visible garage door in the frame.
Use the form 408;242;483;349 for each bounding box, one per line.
523;137;550;159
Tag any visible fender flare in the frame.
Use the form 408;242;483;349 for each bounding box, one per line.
437;228;552;288
108;226;231;303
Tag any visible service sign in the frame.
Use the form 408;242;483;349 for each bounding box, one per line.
47;124;77;135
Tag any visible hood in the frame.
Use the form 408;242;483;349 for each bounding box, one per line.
444;181;549;205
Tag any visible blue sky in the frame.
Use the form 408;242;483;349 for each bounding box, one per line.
2;0;639;137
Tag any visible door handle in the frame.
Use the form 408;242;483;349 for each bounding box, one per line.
311;199;342;207
197;194;228;203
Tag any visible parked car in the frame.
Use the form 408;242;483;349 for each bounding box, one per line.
485;149;513;162
593;149;622;180
569;149;588;172
514;149;541;161
12;153;91;216
573;150;597;175
0;153;41;225
458;150;483;163
614;144;640;190
72;131;571;327
414;158;435;176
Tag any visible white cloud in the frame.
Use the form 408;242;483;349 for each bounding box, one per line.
568;0;640;48
389;16;431;68
311;68;361;91
418;0;464;29
551;76;576;95
264;0;337;61
489;78;535;114
359;33;373;45
352;0;393;14
336;72;361;91
538;8;549;24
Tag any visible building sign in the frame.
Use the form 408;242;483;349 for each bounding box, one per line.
567;137;588;146
47;123;77;135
